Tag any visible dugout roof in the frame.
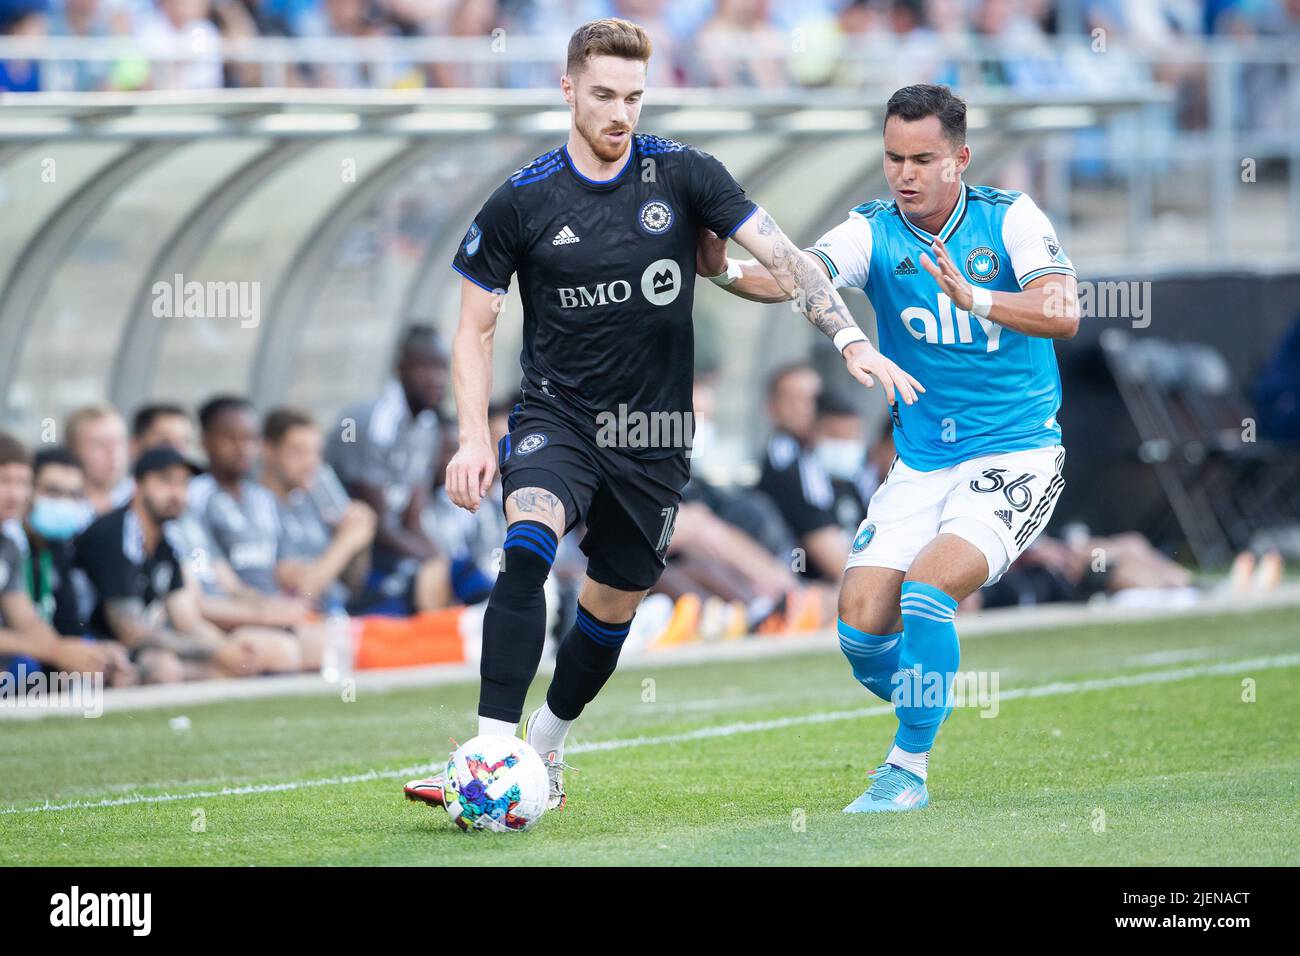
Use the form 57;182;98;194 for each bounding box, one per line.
0;89;1158;440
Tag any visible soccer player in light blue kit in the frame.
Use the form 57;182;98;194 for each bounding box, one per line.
701;85;1080;812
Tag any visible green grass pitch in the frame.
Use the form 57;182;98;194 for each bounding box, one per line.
2;606;1297;866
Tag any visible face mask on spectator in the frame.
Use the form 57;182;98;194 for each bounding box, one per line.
30;496;92;541
816;439;865;481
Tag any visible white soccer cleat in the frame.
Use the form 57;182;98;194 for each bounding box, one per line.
524;708;572;811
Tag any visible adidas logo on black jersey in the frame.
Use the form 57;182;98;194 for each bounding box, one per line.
995;508;1013;529
894;256;918;275
552;225;581;246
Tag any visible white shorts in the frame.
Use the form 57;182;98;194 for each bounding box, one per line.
845;445;1066;587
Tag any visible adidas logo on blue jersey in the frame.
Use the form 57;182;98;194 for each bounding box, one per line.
894;256;918;275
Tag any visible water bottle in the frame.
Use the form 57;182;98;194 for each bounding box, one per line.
320;599;354;683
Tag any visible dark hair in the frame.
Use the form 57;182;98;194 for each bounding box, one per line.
395;324;446;365
0;430;30;469
884;84;966;145
131;402;189;440
33;446;83;477
766;361;818;400
198;395;255;433
566;17;652;75
263;407;318;445
816;389;860;419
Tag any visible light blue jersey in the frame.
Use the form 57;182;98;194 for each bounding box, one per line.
807;184;1076;471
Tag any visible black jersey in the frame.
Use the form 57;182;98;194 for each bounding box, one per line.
452;134;756;460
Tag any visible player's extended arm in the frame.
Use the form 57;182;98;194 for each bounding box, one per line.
445;277;502;512
729;208;924;405
695;226;791;303
921;238;1079;339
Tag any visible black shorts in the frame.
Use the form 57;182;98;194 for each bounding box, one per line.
498;402;689;592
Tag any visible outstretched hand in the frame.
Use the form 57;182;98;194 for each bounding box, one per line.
920;238;974;311
843;341;925;406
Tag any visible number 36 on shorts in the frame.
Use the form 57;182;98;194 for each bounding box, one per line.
846;444;1066;587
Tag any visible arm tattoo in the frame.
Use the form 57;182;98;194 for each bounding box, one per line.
105;598;214;660
769;234;856;339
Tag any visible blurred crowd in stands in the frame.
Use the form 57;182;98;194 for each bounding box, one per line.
4;321;1266;688
1;0;1297;103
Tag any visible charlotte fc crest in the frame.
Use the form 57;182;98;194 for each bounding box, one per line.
965;246;1000;283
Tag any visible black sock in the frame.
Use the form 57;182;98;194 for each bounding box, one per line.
546;604;633;721
477;521;557;723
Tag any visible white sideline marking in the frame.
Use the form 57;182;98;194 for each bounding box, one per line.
4;652;1296;817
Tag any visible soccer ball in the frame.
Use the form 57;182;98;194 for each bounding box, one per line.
443;734;549;832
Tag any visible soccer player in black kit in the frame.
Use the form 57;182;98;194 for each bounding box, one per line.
404;17;922;812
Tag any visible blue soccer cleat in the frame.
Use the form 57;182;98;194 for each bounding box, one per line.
843;764;930;813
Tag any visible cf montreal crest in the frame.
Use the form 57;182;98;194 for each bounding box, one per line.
515;433;547;456
638;199;674;235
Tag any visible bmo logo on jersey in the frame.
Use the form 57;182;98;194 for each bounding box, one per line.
557;281;632;309
900;292;1004;353
557;258;682;309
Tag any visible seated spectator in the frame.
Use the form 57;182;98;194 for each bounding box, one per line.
0;429;30;548
694;0;787;89
756;362;852;580
0;433;130;681
6;445;137;683
684;370;792;557
299;0;397;88
210;0;299;88
132;401;198;461
75;445;298;682
1254;313;1300;443
422;411;501;605
811;389;872;532
260;406;377;608
327;325;453;614
0;0;47;93
66;404;133;515
48;0;116;91
188;395;284;596
133;0;224;91
128;400;321;641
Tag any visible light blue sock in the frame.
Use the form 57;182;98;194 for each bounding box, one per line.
837;619;902;703
893;581;960;754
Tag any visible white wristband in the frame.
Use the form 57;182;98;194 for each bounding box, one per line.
832;327;869;354
970;286;993;319
709;258;744;287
